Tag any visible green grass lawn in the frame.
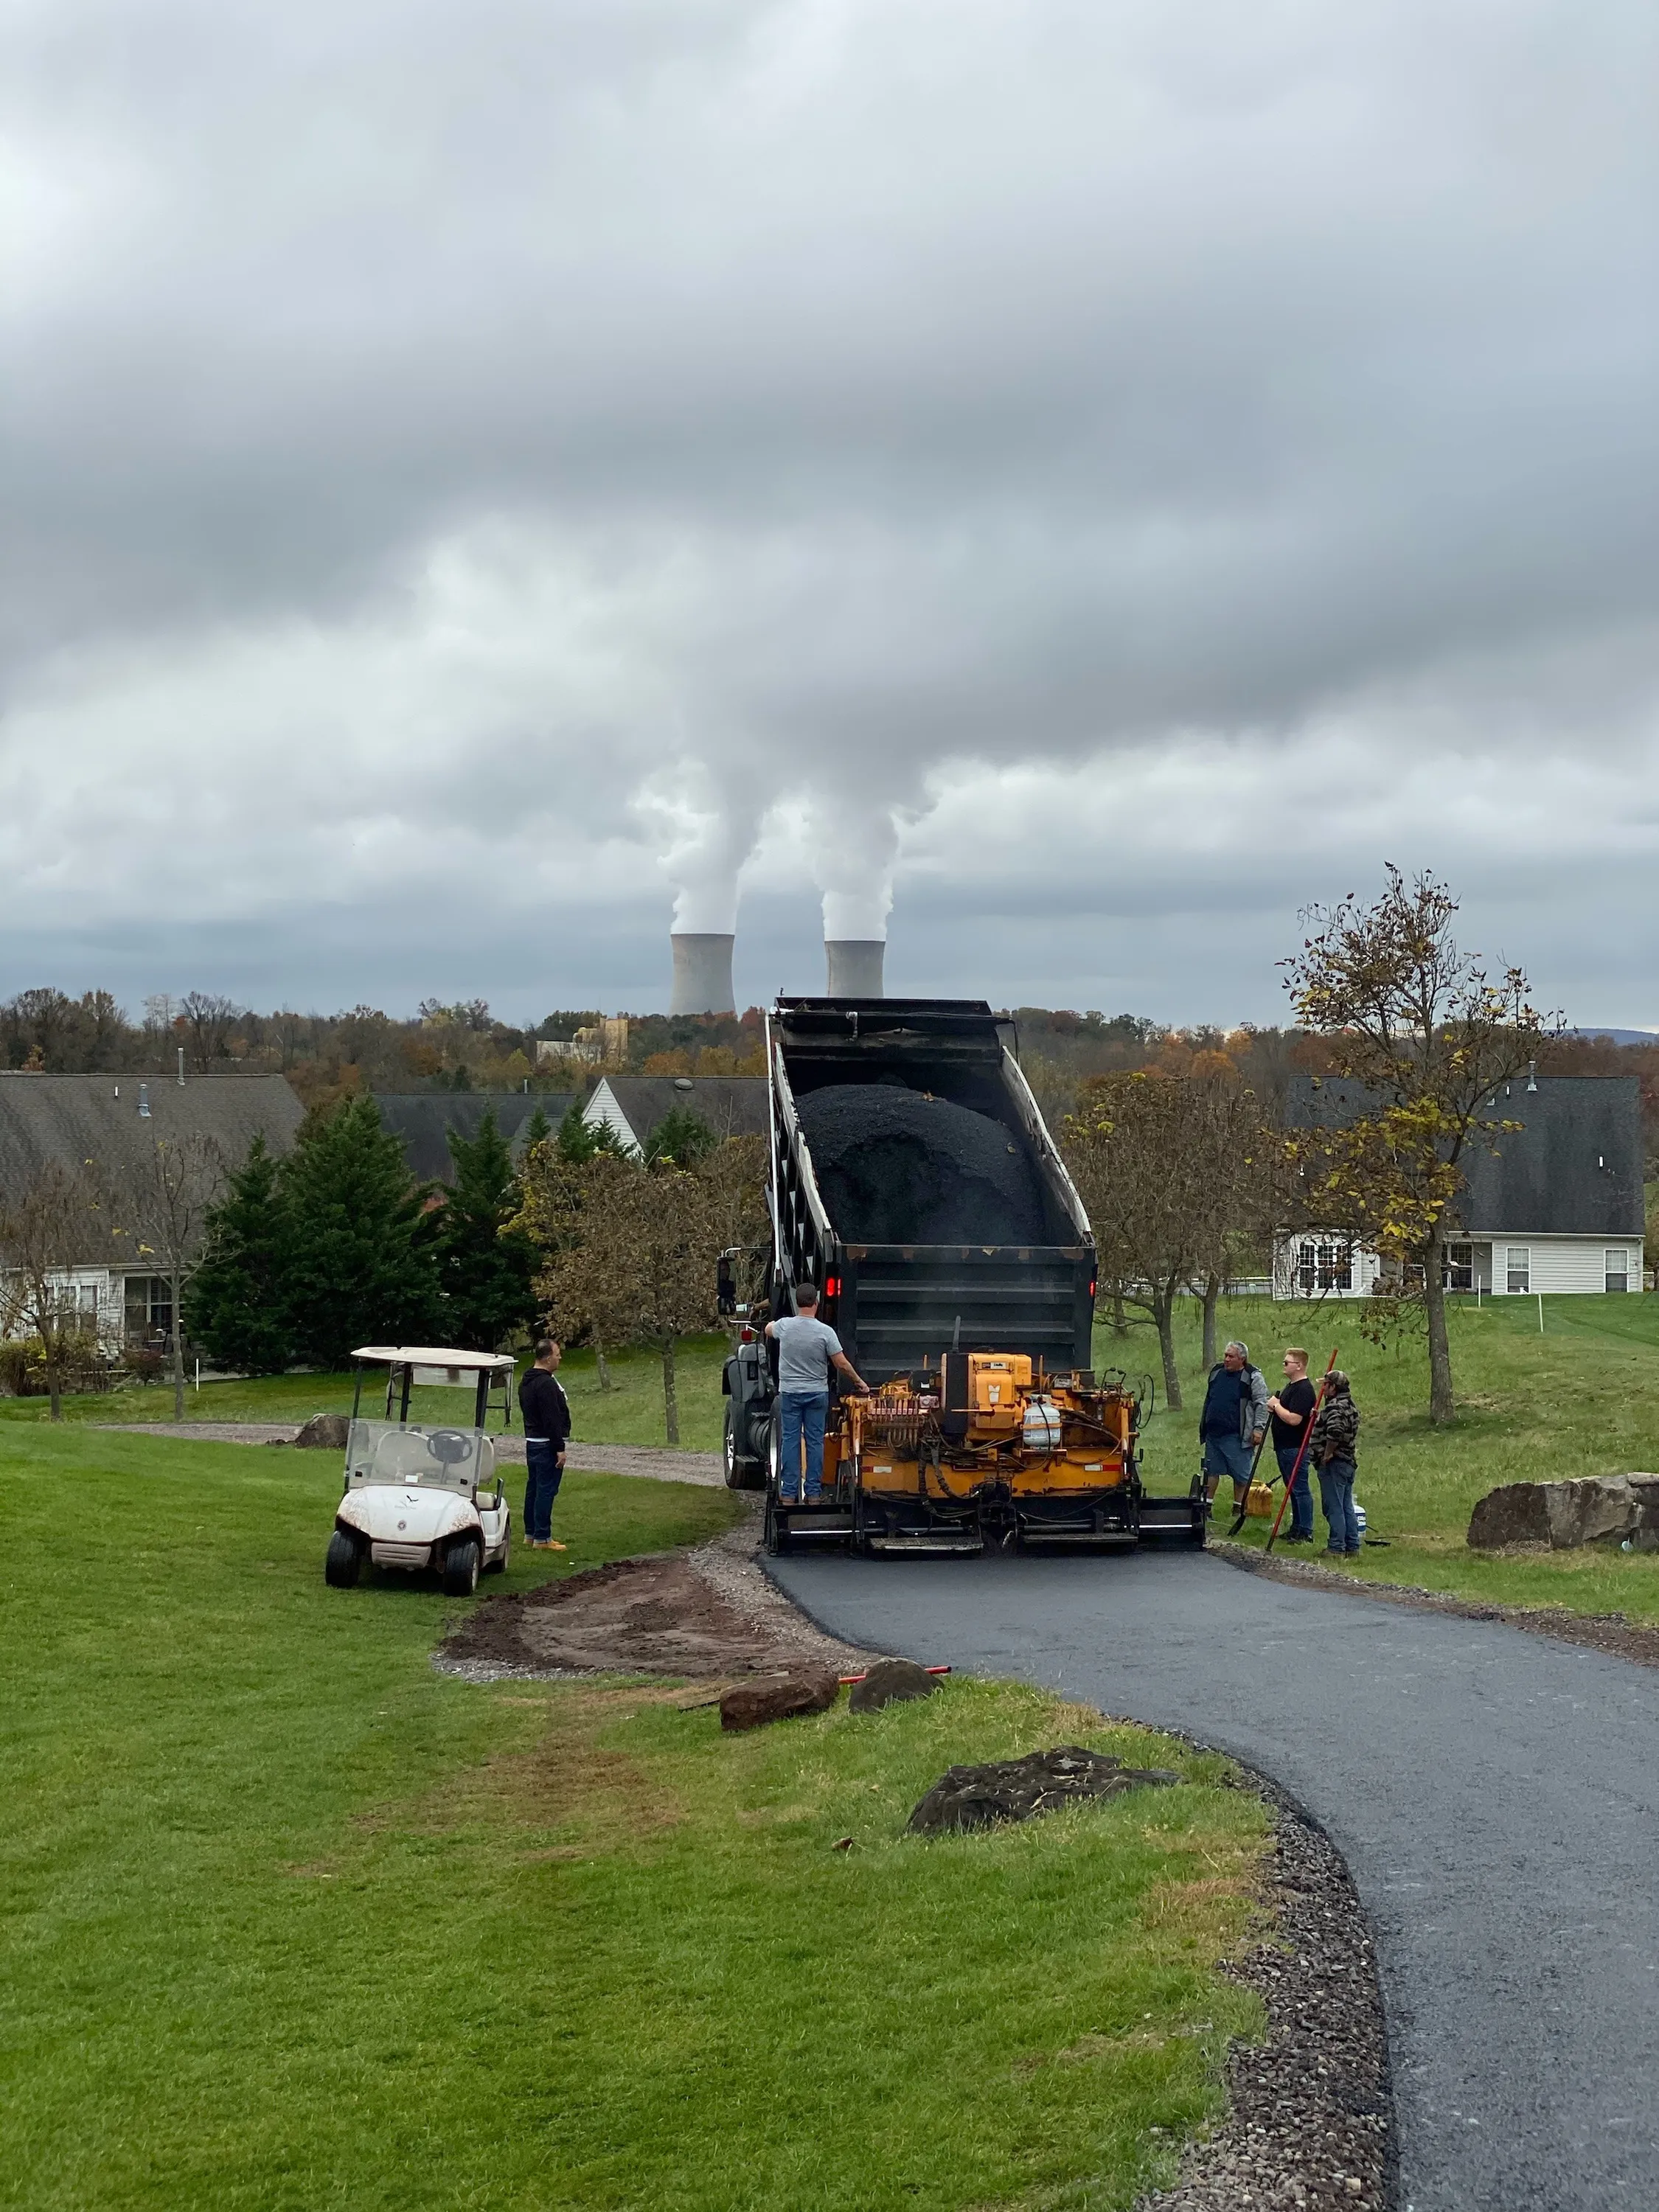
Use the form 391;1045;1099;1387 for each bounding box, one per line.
0;1338;733;1455
1;1427;1267;2211
1116;1290;1659;1621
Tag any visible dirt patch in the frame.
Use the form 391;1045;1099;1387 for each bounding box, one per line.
1211;1536;1659;1669
1141;1784;1394;2212
434;1518;875;1681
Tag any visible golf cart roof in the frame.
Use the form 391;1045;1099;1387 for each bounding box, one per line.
350;1346;516;1371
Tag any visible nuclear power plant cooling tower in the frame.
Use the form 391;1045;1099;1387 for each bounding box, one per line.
669;932;736;1015
825;939;885;998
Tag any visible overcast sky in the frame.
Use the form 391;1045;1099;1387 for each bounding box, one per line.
4;0;1657;1027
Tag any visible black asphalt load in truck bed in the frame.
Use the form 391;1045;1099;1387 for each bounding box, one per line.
795;1083;1047;1245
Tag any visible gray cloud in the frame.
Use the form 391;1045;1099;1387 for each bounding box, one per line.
2;0;1657;1014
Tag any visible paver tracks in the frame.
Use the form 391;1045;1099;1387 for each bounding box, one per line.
769;1545;1659;2212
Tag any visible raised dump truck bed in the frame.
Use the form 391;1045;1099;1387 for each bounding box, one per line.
720;996;1204;1554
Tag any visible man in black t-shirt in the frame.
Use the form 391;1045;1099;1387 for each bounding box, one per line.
1267;1347;1318;1543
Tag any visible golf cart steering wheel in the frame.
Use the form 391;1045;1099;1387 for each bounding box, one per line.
427;1429;473;1466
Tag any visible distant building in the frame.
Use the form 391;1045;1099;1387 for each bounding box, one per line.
374;1093;573;1186
1275;1073;1646;1299
582;1076;768;1155
0;1071;305;1350
535;1015;629;1068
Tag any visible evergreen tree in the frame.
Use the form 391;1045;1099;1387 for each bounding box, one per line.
644;1105;716;1166
182;1135;296;1374
432;1107;539;1349
556;1099;632;1164
521;1101;553;1153
279;1096;442;1367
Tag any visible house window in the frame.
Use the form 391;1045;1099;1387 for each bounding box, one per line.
1606;1248;1630;1294
124;1276;174;1346
1506;1248;1531;1295
1295;1239;1353;1295
1445;1243;1474;1293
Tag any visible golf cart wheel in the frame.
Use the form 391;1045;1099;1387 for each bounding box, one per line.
442;1537;481;1596
324;1529;364;1588
485;1528;509;1576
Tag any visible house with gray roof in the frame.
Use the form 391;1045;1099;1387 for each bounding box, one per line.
374;1092;573;1186
582;1076;768;1155
0;1071;305;1349
1276;1073;1646;1299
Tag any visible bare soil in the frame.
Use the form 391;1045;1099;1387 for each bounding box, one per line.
435;1517;874;1681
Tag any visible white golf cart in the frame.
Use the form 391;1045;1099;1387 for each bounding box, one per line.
324;1346;515;1596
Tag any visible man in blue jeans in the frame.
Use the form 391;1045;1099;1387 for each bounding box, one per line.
1309;1369;1362;1554
518;1338;571;1551
764;1284;869;1503
1266;1346;1318;1543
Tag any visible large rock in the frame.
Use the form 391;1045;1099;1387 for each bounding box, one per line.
849;1658;939;1714
719;1669;840;1732
292;1412;352;1451
907;1745;1179;1836
1467;1475;1659;1552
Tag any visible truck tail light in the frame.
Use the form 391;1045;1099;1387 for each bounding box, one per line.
740;1326;755;1343
824;1273;841;1299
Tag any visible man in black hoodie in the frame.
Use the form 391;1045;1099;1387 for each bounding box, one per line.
518;1338;572;1551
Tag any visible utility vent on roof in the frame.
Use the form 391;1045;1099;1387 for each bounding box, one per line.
138;1082;150;1119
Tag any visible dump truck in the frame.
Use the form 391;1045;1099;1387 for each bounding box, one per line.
720;996;1205;1554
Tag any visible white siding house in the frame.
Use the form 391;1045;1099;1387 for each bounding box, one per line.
582;1076;768;1155
1275;1074;1646;1302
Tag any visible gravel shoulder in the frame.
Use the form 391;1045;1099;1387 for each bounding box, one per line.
1210;1535;1659;1669
1141;1781;1392;2212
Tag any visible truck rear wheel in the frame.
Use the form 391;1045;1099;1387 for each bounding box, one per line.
724;1405;767;1492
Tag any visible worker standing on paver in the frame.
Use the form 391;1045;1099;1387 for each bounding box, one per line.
1267;1346;1318;1543
518;1338;571;1551
764;1284;869;1505
1199;1340;1268;1518
1310;1368;1362;1556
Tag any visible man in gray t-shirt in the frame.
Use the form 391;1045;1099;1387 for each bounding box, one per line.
765;1283;869;1503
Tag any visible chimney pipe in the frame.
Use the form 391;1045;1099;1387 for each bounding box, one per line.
669;933;736;1015
139;1083;151;1119
178;1046;187;1085
825;940;885;998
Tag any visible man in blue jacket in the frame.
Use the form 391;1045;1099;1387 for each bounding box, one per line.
518;1338;571;1551
1198;1339;1267;1518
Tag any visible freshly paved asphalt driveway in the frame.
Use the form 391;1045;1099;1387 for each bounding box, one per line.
770;1545;1659;2211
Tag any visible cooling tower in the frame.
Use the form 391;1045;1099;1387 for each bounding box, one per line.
669;932;736;1015
824;939;885;998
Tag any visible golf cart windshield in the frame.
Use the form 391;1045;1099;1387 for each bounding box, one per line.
345;1418;496;1494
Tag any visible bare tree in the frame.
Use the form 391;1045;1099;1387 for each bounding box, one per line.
1282;866;1549;1425
1061;1073;1222;1410
180;992;247;1073
0;1162;112;1419
117;1133;227;1416
544;1155;717;1444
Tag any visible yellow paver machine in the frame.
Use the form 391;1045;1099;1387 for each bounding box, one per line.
719;997;1204;1556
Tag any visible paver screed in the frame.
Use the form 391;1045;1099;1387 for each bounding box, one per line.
768;1545;1659;2212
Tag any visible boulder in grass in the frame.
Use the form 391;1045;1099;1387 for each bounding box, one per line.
292;1412;352;1451
849;1658;939;1714
907;1746;1179;1836
719;1669;840;1732
1467;1475;1659;1552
